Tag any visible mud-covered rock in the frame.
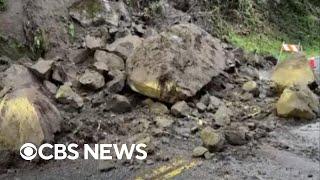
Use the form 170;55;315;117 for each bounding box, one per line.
85;35;105;50
2;64;39;90
213;105;231;127
106;94;131;113
242;80;259;96
106;70;126;93
225;125;248;146
52;69;64;84
68;49;90;64
149;102;169;115
127;24;227;103
52;62;78;85
79;70;105;90
144;28;158;38
204;152;215;160
155;116;173;128
0;88;61;150
44;80;58;95
276;86;319;119
106;35;143;60
272;57;315;91
55;83;84;108
241;92;254;101
200;127;225;152
171;101;192;117
192;146;208;157
209;96;223;107
112;28;132;40
98;161;116;172
199;94;211;106
94;50;125;71
29;58;54;80
196;102;207;112
207;95;223;112
134;134;155;154
93;61;109;74
142;98;155;106
133;23;145;35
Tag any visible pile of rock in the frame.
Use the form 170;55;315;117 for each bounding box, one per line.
127;23;229;103
0;65;61;151
0;0;319;166
272;57;319;120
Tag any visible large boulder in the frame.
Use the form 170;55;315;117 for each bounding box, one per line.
55;83;84;108
149;102;169;115
225;124;248;146
105;94;131;113
29;58;54;80
0;64;61;151
171;101;192;117
276;86;319;120
0;88;61;150
94;50;125;71
79;70;105;90
242;80;259;96
200;127;225;152
272;57;315;91
105;35;143;60
127;24;227;103
85;35;105;50
52;61;78;85
1;64;40;90
68;48;90;64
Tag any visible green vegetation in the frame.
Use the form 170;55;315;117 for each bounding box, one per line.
32;29;48;58
124;0;319;58
229;32;319;60
68;22;75;42
0;0;7;12
229;33;282;56
142;0;164;19
125;0;160;10
203;0;320;58
0;34;31;60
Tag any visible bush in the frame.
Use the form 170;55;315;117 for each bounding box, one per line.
0;0;7;12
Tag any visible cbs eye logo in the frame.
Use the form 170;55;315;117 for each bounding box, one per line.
20;143;37;161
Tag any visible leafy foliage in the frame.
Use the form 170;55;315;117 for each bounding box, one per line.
32;29;48;58
0;0;7;12
201;0;319;56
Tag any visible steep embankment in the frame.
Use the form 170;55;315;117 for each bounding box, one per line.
205;0;320;56
128;0;320;57
0;0;318;59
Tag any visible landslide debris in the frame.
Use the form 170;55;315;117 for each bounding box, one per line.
276;85;319;120
271;56;315;91
0;88;61;150
127;23;229;103
0;0;318;177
